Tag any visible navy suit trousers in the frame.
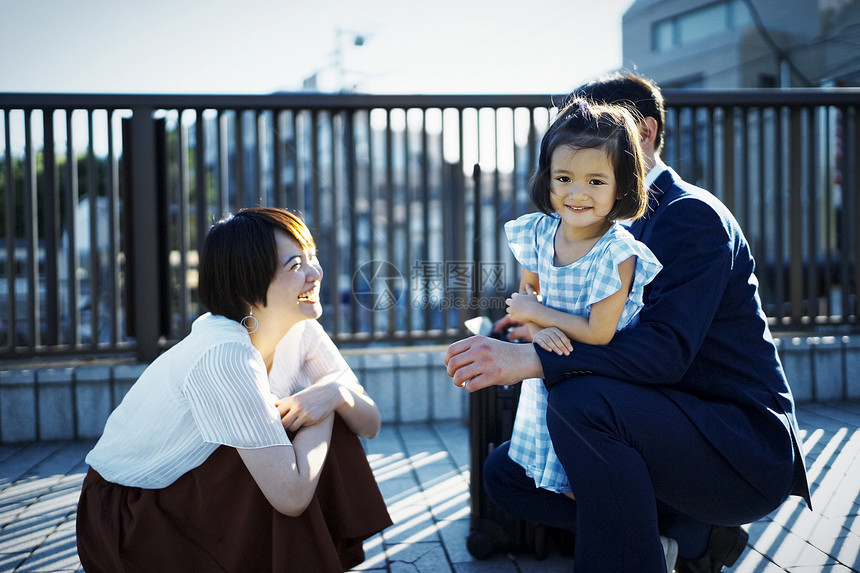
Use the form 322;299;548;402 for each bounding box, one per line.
483;376;795;572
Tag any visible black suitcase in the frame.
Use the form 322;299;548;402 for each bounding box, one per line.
466;381;553;559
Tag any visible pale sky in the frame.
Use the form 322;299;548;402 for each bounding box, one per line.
1;0;634;95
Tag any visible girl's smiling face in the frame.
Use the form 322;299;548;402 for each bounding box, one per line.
549;145;618;239
257;231;323;330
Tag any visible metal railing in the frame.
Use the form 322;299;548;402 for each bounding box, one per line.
1;89;859;362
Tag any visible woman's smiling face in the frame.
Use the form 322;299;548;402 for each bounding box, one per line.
258;231;323;330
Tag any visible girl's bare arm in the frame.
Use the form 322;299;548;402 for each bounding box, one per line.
507;257;636;347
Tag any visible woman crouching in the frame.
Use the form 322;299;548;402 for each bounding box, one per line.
76;207;392;572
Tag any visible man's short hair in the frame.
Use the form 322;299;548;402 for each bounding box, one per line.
567;71;666;154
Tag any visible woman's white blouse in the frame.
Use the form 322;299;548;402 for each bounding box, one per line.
269;319;360;398
85;314;352;488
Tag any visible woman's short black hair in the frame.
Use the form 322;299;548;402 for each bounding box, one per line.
198;207;316;322
528;98;648;222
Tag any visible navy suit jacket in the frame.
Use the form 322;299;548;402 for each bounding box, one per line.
539;167;811;508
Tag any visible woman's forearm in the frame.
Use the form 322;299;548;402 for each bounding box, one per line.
290;413;334;482
237;413;333;517
334;384;381;439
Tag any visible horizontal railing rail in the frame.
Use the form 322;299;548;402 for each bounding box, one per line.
1;89;859;362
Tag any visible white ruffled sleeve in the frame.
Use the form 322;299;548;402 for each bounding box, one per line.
183;342;291;449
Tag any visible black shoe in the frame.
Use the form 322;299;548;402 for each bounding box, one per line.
674;525;749;573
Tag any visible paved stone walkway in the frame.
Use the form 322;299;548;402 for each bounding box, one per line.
0;401;858;572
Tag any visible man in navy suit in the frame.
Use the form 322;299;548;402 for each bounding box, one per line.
445;72;810;573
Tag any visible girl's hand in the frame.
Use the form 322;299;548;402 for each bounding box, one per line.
533;327;573;355
506;289;542;323
276;383;341;433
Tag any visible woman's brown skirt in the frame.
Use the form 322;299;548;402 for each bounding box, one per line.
76;416;392;572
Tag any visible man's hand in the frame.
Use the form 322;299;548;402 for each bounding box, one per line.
444;335;543;392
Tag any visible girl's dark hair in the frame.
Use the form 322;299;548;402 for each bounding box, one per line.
198;207;316;322
528;98;648;222
566;71;666;154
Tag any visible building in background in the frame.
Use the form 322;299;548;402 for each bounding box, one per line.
622;0;860;88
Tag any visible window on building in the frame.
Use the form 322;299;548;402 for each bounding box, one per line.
678;3;727;46
654;20;674;52
652;0;752;52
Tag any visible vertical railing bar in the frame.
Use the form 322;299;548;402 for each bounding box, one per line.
492;109;502;277
420;109;431;334
438;108;448;334
822;106;835;317
267;109;275;207
64;110;80;347
474;108;482;285
760;106;774;320
328;111;341;338
720;107;736;216
194;109;208;256
178;109;191;334
23;109;39;350
385;108;396;337
756;107;769;305
805;107;819;320
683;108;692;180
457;108;468;334
87;110;100;349
291;111;301;212
345;109;358;337
3;110;17;351
706;106;716;195
106;109;121;346
163;111;176;339
235;110;246;210
471;161;481;321
740;108;751;236
850;105;860;323
672;108;682;178
366;109;377;337
774;108;786;325
42;109;59;346
310;110;321;242
509;108;521;290
127;105;161;361
217;110;228;217
689;107;700;185
788;107;804;322
272;110;284;208
527;107;539;212
508;107;520;289
403;108;414;335
839;107;854;321
255;110;265;205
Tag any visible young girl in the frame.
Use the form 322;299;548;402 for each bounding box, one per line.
504;99;662;495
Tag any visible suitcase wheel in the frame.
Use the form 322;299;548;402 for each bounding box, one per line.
466;528;497;560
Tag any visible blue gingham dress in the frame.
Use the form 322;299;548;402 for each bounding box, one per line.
504;212;662;493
